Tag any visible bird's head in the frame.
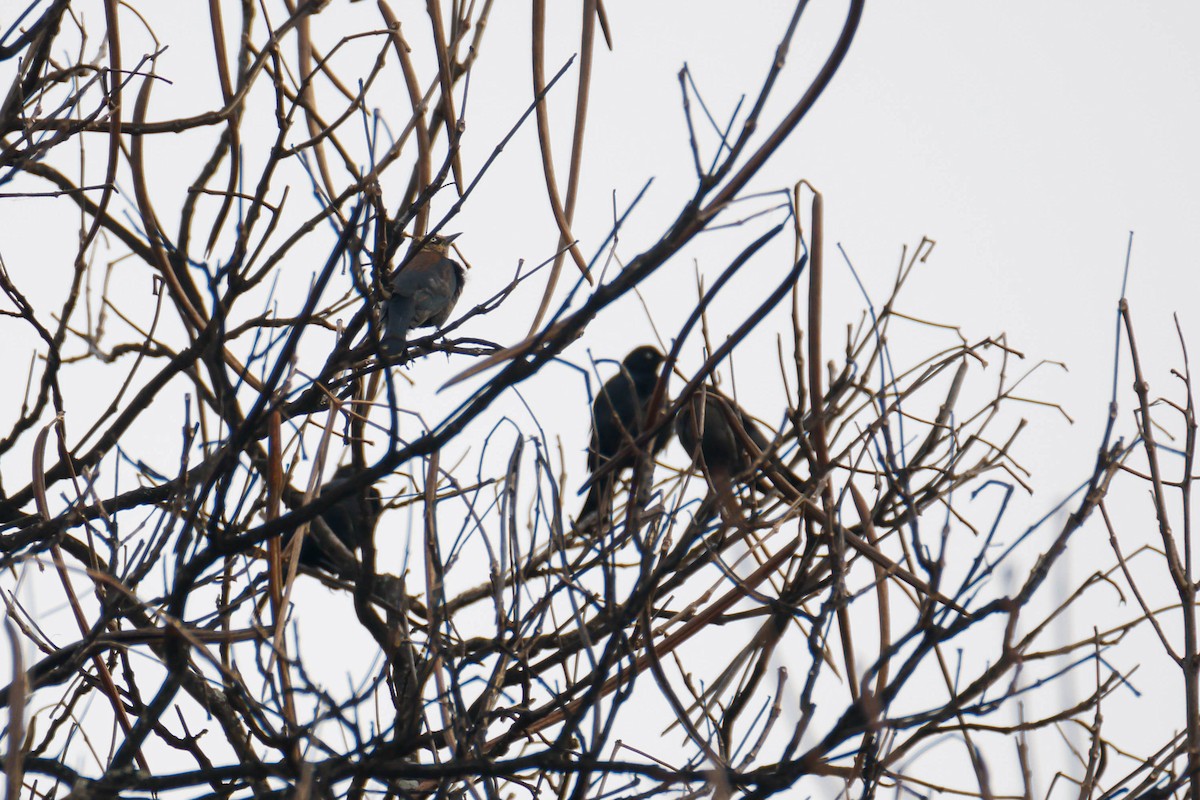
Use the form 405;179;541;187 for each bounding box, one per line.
420;231;461;254
622;345;665;376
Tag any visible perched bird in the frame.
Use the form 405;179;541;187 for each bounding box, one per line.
382;232;465;358
285;465;383;572
580;345;672;518
676;389;771;513
677;388;808;511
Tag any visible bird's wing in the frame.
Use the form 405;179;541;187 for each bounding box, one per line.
393;260;462;329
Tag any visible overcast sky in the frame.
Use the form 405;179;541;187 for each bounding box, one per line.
442;1;1200;500
2;1;1198;792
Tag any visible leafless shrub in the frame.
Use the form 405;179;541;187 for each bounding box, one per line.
0;2;1191;799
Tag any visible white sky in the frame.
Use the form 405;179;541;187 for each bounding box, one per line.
2;1;1199;794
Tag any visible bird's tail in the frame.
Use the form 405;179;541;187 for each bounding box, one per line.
708;467;744;526
382;295;416;357
579;475;613;521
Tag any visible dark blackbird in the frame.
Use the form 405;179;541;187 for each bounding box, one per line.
580;345;671;518
676;390;771;506
677;388;809;510
382;232;465;358
285;465;383;572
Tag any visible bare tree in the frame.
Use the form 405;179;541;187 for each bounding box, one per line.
0;2;1193;799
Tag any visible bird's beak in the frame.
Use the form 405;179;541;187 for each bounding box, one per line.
441;232;462;244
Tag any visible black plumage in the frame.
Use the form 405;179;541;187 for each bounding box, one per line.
286;465;383;572
676;390;770;501
677;388;809;511
580;345;671;518
382;233;465;358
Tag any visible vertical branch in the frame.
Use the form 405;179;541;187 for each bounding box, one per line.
852;484;890;700
78;0;123;256
32;416;148;772
3;617;26;799
292;5;337;202
422;449;458;755
1120;301;1190;587
426;0;464;193
379;1;433;239
804;187;857;700
200;0;242;257
263;409;301;764
528;0;599;332
1170;312;1200;799
529;0;593;312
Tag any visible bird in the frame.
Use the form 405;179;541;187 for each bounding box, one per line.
381;232;465;358
580;345;672;519
676;389;771;513
285;465;383;572
677;387;808;510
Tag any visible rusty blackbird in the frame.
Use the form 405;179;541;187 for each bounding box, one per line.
580;345;671;518
678;388;809;511
382;232;465;358
285;465;383;572
676;389;772;508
